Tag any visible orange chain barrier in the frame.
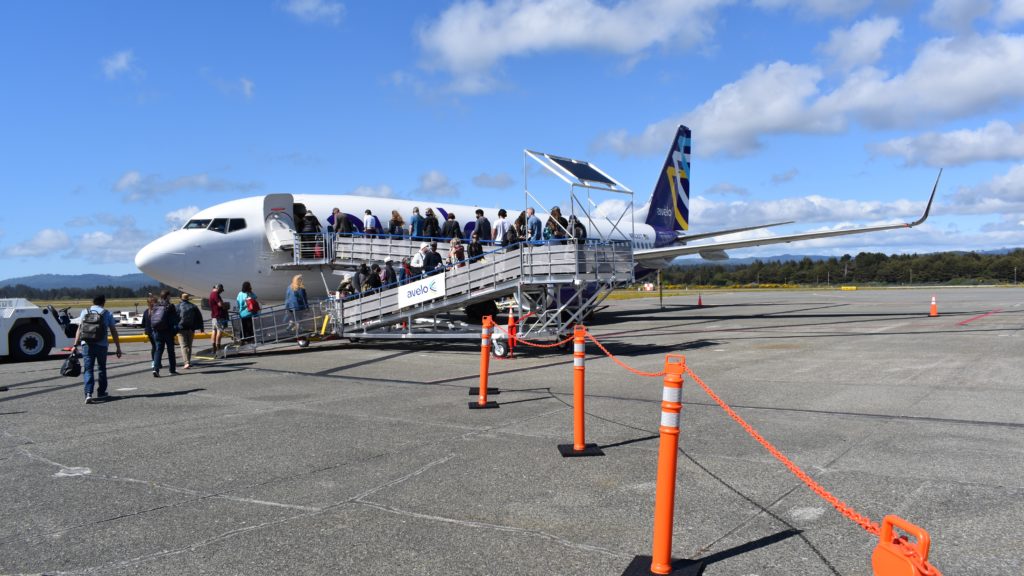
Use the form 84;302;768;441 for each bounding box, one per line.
585;332;666;378
683;365;942;576
493;324;574;349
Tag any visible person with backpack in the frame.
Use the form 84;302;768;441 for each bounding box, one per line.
151;290;179;377
236;280;259;344
176;293;204;369
422;208;441;239
74;294;122;404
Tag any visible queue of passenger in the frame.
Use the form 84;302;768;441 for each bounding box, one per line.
309;204;589;245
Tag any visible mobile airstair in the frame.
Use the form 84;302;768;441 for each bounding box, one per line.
259;148;639;355
326;239;631;344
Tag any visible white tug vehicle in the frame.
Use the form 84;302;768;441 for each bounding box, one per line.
0;298;77;361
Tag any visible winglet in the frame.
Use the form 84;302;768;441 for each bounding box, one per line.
908;169;941;228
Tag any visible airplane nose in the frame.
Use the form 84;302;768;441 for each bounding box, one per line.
135;238;184;285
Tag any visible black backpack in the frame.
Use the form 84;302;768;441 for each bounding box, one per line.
151;302;171;331
180;302;202;330
80;309;106;343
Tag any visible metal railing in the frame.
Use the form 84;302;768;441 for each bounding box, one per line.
225;300;328;354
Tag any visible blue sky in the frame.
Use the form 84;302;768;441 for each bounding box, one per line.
3;0;1024;278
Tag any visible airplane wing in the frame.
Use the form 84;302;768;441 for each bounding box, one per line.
676;221;794;243
635;170;940;265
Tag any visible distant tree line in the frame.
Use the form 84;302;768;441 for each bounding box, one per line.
661;250;1024;287
0;283;172;300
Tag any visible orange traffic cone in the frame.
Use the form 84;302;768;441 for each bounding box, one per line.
929;296;938;317
697;293;703;307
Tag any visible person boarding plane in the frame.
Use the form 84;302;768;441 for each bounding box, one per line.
135;126;938;302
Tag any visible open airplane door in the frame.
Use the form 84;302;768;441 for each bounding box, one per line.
264;193;296;251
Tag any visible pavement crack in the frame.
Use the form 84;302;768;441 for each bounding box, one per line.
355;499;630;560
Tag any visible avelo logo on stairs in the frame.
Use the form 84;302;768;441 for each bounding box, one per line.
399;274;447;308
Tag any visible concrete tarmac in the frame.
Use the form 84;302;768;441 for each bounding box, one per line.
1;287;1021;575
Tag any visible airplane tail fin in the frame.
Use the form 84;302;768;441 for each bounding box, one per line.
644;125;691;233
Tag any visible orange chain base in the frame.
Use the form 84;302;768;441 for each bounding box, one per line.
684;366;942;576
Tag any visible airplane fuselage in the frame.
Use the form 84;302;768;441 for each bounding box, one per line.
135;194;664;302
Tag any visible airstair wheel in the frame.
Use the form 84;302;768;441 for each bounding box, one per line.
491;338;510;358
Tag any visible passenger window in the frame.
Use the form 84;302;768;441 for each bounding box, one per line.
184;219;211;230
208;219;228;233
228;218;247;233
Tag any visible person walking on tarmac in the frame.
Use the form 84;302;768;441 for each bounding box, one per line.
141;293;157;367
236;281;259;345
176;293;204;369
151;290;179;377
75;294;122;404
209;284;229;357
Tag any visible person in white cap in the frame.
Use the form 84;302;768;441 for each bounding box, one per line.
383;257;397;286
410;243;429;276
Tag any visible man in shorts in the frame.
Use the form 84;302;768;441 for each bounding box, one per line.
209;283;230;356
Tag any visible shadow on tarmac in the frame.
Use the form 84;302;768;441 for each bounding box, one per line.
698;528;803;566
94;388;206;402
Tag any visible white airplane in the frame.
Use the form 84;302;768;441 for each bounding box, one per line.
135;126;938;302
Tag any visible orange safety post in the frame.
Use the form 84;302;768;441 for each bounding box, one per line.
929;296;938;317
507;312;517;358
622;355;705;576
871;515;942;576
558;325;603;458
468;315;499;409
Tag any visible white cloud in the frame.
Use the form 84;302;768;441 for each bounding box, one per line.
771;168;800;184
283;0;345;24
949;163;1024;213
997;0;1024;25
820;17;901;71
704;182;750;196
113;171;262;202
601;32;1024;157
3;229;70;257
351;184;397;198
871;120;1024;166
415;170;459;197
64;219;154;265
818;34;1024;128
240;77;254;98
691;194;927;228
925;0;993;32
599;61;832;156
165;206;200;228
66;216;94;227
591;198;649;223
102;50;134;79
751;0;870;18
472;172;515;189
418;0;726;93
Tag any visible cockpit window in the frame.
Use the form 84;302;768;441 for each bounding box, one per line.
228;218;247;233
184;219;211;230
209;218;228;233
